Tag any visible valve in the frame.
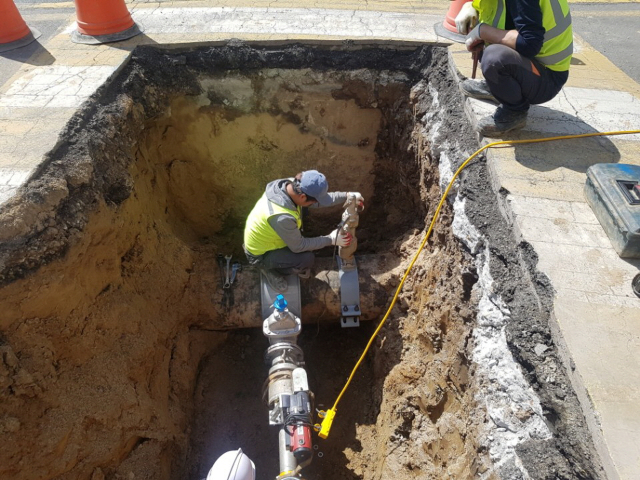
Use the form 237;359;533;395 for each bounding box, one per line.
264;294;301;343
273;294;288;311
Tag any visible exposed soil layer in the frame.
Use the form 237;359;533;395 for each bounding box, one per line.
0;42;602;480
460;166;606;479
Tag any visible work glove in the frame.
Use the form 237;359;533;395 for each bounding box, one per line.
329;229;352;247
349;192;365;210
465;23;485;52
455;2;479;35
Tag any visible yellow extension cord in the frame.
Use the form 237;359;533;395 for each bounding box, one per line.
317;128;640;439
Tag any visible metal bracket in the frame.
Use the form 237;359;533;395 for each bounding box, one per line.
260;272;302;322
341;316;360;328
337;257;361;328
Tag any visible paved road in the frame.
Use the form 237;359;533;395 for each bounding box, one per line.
2;1;640;87
571;2;640;84
0;2;74;87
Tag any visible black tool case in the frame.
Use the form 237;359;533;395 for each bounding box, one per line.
585;163;640;258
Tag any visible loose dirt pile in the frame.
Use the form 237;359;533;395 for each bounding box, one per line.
0;43;602;480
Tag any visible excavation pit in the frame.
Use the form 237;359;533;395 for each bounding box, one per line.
0;43;603;480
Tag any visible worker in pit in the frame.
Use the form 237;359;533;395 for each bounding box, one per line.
243;170;364;292
455;0;573;137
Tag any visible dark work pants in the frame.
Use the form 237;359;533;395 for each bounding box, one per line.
245;246;315;275
481;44;565;112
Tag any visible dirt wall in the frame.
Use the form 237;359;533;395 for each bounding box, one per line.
0;42;603;480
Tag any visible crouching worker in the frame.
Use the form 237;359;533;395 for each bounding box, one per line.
455;0;573;137
243;170;364;292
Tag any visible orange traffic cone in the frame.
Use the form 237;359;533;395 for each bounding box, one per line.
72;0;141;44
434;0;472;43
0;0;40;52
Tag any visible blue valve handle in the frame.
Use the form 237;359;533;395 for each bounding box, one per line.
273;294;287;311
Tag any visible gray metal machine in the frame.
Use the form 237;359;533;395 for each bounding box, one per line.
585;163;640;257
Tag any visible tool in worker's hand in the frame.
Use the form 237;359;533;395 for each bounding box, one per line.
224;255;232;289
471;49;479;79
230;262;241;286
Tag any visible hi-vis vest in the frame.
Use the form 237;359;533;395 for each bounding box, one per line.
244;193;302;256
472;0;573;71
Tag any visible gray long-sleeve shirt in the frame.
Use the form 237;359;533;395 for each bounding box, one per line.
265;178;348;253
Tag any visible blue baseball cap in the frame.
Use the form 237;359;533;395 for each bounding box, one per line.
300;170;331;206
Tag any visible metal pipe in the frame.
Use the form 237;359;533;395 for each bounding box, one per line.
263;295;314;479
278;428;297;475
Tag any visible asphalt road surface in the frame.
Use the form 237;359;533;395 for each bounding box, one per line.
571;2;640;85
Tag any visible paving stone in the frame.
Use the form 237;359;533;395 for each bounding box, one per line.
554;299;640;480
489;174;587;202
0;153;22;169
0;135;21;154
128;7;441;40
517;216;613;249
584;292;640;309
597;401;640;480
532;241;640;276
554;288;590;302
0;186;18;205
570;201;601;225
0;94;52;108
0;66;117;110
46;95;84;109
508;196;578;223
4;169;31;187
0;120;34;137
489;154;568;182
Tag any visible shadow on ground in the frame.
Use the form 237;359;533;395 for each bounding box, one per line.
502;106;621;172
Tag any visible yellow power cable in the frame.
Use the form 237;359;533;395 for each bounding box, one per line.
318;128;640;439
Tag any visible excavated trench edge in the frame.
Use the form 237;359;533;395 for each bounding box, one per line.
420;68;605;476
0;41;604;480
435;86;606;479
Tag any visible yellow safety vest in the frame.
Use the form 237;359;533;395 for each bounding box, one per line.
471;0;573;71
244;193;302;256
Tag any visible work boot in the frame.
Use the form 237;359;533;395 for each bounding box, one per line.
261;269;288;293
295;267;312;279
477;105;528;137
460;79;497;103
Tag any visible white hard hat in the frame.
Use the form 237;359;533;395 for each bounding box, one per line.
206;449;256;480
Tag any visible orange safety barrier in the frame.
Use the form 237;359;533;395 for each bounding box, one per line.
0;0;31;45
74;0;134;37
442;0;473;35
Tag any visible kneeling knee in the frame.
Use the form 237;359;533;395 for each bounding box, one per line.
299;252;315;269
481;44;511;71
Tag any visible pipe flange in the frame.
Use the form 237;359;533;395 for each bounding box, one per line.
264;343;304;365
268;362;299;377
